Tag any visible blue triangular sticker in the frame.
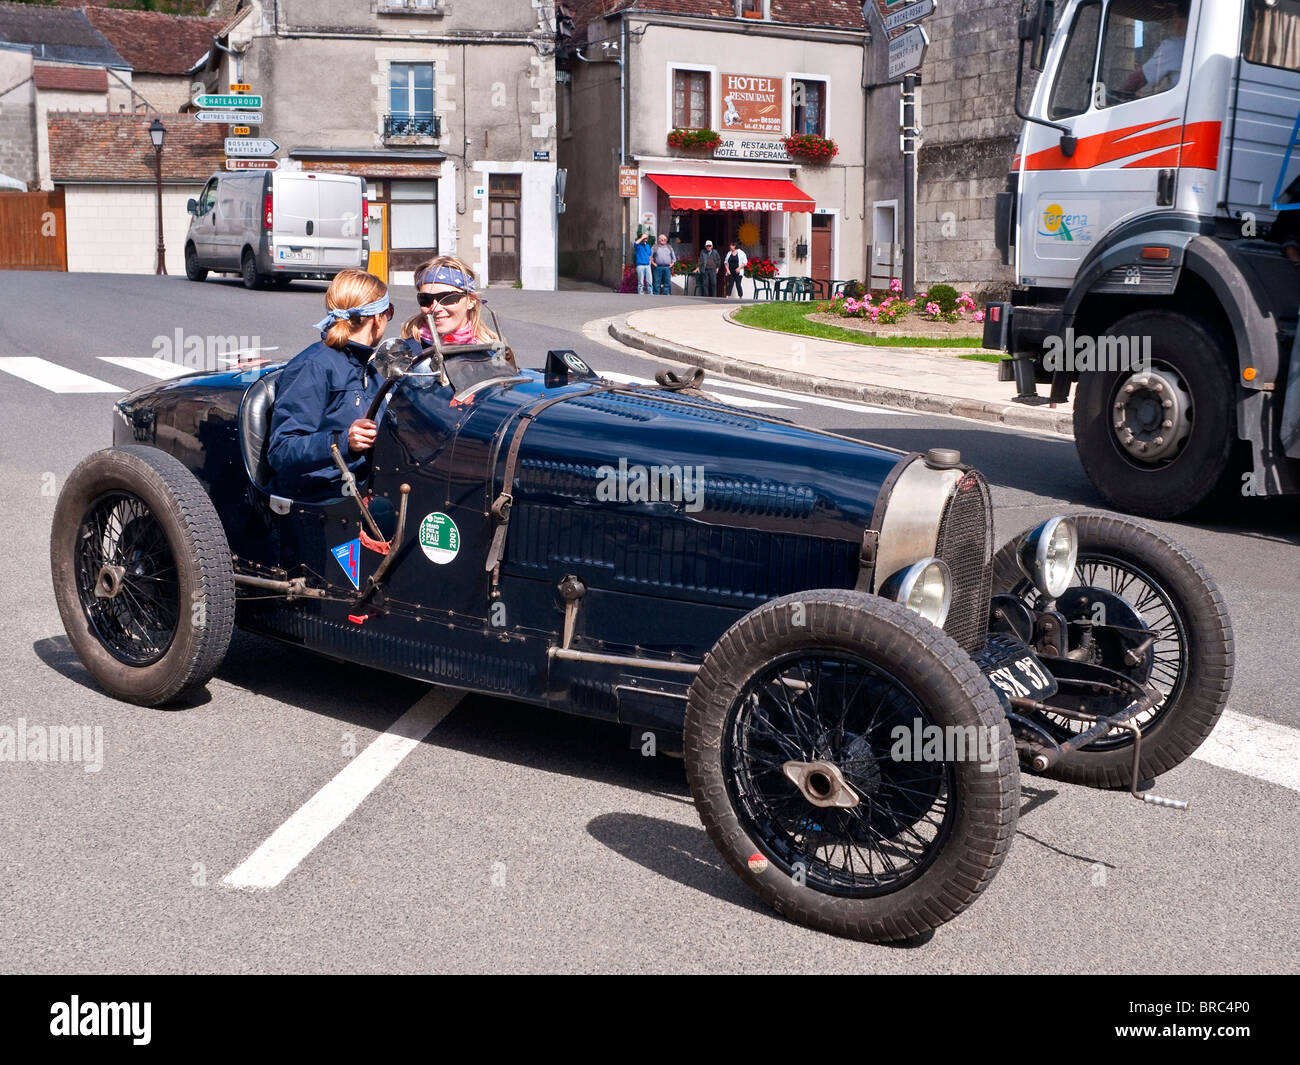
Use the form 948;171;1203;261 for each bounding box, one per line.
331;538;361;590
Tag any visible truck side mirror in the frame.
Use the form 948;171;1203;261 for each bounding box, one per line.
1020;0;1056;72
186;198;198;215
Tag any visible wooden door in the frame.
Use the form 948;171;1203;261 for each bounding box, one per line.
367;202;388;283
811;214;833;283
487;174;521;283
0;189;67;270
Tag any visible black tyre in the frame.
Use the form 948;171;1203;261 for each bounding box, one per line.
992;512;1233;788
685;591;1018;943
51;447;235;706
241;249;263;290
184;243;207;282
1073;311;1236;519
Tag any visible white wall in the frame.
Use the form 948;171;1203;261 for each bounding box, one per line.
471;159;557;290
63;184;205;275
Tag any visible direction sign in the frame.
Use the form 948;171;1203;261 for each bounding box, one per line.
888;23;929;80
225;137;279;157
226;159;278;171
883;0;935;31
194;93;263;109
195;110;263;124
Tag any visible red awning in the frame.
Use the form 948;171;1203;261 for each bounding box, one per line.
647;174;815;213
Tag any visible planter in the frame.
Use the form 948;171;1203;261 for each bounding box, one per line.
782;134;839;165
668;128;722;152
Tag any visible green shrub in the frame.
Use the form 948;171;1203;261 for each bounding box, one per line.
926;283;959;314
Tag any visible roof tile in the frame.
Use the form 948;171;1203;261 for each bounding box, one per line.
48;111;226;184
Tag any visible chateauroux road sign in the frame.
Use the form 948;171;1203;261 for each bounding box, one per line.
195;110;263;124
194;93;263;109
224;138;279;157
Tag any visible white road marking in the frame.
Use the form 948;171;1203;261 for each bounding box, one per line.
223;688;462;889
696;377;917;417
1193;709;1300;794
0;357;125;394
99;357;193;380
597;371;794;410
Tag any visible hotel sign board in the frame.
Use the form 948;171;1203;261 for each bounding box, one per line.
714;134;792;163
720;73;784;135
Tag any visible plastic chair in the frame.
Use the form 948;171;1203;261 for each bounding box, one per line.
749;276;774;300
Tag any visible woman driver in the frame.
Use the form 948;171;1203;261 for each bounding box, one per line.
266;268;392;499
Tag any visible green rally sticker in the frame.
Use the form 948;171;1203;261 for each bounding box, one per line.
418;512;460;564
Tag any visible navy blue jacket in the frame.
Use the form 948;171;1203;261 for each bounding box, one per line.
267;339;382;499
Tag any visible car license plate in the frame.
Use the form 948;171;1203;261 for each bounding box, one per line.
277;248;313;262
973;636;1057;702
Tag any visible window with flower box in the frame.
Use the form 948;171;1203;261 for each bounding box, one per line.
673;69;711;130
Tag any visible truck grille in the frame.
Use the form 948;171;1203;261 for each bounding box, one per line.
936;470;993;651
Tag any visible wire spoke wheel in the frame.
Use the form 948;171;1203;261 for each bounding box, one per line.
75;492;180;666
725;653;954;897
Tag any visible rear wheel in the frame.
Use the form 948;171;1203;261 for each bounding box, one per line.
685;591;1017;942
1073;311;1236;519
184;243;207;282
51;447;235;706
241;249;263;290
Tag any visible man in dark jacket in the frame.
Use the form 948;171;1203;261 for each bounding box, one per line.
698;240;722;297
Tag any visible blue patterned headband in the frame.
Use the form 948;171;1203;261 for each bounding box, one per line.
313;293;391;333
417;265;477;292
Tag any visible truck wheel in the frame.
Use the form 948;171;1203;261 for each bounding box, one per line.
241;250;263;290
50;447;235;707
684;591;1017;942
184;243;207;282
992;512;1233;788
1072;311;1235;519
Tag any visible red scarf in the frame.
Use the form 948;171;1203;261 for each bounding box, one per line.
420;321;476;345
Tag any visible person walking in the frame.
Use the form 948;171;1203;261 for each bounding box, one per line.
698;240;722;298
651;234;676;295
723;241;749;299
633;233;654;294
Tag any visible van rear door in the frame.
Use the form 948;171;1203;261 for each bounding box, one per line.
315;175;366;269
272;173;317;269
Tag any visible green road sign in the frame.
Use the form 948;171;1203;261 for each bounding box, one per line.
193;94;263;109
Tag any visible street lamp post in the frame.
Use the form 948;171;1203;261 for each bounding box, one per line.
149;118;166;275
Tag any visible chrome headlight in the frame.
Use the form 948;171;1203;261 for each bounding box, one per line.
1018;516;1079;599
880;557;952;627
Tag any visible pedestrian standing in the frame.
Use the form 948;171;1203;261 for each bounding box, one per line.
698;240;722;298
634;233;654;294
651;234;676;295
723;241;749;299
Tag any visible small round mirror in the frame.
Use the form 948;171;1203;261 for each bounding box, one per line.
372;338;420;381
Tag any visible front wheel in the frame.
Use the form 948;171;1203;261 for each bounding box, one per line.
685;591;1018;943
184;243;207;282
992;512;1233;787
1073;311;1236;519
51;447;235;706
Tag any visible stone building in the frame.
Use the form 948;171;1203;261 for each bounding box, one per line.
557;1;871;291
196;0;559;288
81;6;225;114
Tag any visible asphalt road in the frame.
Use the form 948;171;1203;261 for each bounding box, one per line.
1;271;1297;974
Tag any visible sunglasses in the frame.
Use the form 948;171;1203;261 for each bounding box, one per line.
417;291;468;309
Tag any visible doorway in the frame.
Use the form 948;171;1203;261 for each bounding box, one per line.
488;174;521;283
811;213;833;283
367;202;388;283
871;201;899;290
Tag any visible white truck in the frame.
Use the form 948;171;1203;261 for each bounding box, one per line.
184;170;369;290
985;0;1300;518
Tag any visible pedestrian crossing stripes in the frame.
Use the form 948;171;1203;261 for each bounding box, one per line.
98;357;195;380
0;357;125;394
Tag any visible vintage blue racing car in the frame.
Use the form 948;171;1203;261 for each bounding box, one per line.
50;323;1234;942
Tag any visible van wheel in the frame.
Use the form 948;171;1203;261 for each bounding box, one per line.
241;250;263;290
184;243;207;282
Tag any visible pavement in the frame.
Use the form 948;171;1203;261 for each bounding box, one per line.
609;302;1076;436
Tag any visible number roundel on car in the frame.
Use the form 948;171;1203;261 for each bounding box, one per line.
418;512;460;565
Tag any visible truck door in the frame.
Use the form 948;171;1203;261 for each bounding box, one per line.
191;177;218;263
1019;0;1199;286
315;175;366;271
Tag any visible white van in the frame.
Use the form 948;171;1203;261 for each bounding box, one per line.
184;170;368;288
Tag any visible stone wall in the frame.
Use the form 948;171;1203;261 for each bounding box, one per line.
62;184;204;274
0;50;37;187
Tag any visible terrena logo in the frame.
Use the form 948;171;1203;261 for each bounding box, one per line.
50;997;151;1045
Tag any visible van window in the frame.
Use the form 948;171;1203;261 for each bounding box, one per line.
1244;0;1300;72
1096;0;1191;108
1049;1;1102;120
197;179;217;216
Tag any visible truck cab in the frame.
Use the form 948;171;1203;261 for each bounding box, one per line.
987;0;1300;518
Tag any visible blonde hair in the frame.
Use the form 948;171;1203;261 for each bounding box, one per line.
322;269;388;350
401;255;497;344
